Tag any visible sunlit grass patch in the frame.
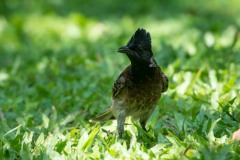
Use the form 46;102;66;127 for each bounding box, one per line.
1;0;240;159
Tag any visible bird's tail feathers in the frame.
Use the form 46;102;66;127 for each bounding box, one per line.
89;108;115;123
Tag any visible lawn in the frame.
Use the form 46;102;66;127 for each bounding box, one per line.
0;0;240;159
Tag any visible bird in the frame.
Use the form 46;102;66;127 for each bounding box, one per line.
89;28;168;139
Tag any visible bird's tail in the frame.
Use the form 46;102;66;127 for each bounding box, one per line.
89;108;115;123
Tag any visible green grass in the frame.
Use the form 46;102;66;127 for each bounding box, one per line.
1;0;240;159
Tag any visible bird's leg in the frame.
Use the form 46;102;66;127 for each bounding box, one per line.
140;113;151;132
117;112;126;139
140;120;147;131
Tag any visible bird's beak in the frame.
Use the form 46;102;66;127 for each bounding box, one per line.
117;46;133;55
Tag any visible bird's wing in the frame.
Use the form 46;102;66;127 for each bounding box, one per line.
161;72;168;93
112;66;131;98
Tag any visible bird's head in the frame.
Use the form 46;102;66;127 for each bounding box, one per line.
117;28;157;68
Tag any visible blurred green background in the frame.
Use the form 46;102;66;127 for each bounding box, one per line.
1;0;240;128
0;0;240;159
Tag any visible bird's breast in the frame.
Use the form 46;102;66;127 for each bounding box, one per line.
112;72;162;118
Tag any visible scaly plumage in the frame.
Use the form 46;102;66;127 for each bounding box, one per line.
90;28;168;138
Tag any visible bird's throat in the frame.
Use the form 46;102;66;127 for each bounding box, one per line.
130;63;157;82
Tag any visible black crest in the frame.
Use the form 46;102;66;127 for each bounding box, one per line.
127;28;152;50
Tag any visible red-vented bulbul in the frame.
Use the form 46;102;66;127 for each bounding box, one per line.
90;28;168;138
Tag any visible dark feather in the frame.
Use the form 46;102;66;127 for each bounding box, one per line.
89;28;168;139
127;28;152;51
